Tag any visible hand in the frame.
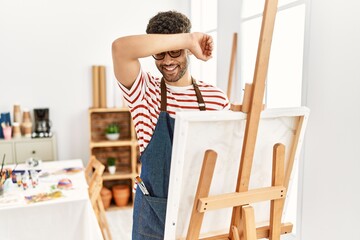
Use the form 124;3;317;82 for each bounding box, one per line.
189;32;213;61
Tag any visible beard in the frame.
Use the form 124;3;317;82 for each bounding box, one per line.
156;56;190;83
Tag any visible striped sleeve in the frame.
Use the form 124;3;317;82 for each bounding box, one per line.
117;70;162;153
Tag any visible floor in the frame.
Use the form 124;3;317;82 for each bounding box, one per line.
106;208;133;240
105;209;296;240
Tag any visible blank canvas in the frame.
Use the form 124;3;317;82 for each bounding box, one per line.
164;107;309;239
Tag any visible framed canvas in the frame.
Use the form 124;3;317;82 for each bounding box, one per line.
164;107;309;239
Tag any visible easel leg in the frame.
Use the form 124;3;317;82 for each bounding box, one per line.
242;205;257;240
230;206;244;240
269;143;285;240
187;150;218;240
231;225;241;240
230;0;280;237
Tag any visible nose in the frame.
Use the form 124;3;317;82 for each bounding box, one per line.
162;52;174;63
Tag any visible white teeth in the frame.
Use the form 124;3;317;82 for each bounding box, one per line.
164;65;176;71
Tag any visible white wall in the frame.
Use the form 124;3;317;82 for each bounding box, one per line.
0;0;189;162
300;0;360;239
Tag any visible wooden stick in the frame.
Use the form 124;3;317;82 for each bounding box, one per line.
198;223;293;240
261;117;304;240
231;226;240;240
92;66;100;108
227;33;238;100
97;195;113;240
242;205;257;240
99;65;107;108
230;84;253;113
269;143;285;240
284;116;305;189
230;0;279;234
186;150;218;240
256;223;293;239
197;186;285;212
241;84;253;113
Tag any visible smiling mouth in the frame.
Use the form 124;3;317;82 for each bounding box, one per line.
162;65;178;72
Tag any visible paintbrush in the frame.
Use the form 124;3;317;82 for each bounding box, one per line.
0;154;5;175
13;156;18;171
0;154;5;184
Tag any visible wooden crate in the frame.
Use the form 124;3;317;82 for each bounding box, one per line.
91;146;131;174
90;111;132;142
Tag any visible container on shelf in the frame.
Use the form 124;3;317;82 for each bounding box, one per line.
13;104;21;123
112;184;130;207
101;187;113;209
108;165;116;174
106;133;120;141
21;109;32;138
12;122;21;139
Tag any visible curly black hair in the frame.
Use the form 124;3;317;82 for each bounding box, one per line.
146;11;191;34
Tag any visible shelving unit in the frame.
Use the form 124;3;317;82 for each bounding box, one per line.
88;107;139;210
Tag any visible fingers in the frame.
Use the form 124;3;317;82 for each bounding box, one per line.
190;32;214;61
202;35;213;58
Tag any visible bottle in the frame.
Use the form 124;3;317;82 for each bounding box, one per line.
21;109;32;138
12;122;21;139
13;104;21;123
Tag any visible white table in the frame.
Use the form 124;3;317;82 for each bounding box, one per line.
0;159;103;240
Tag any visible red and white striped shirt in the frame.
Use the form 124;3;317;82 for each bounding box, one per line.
118;70;230;153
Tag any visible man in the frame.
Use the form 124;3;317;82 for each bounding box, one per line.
112;10;229;240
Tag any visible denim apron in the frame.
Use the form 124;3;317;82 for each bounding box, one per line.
132;78;206;240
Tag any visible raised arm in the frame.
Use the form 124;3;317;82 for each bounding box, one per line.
111;32;213;88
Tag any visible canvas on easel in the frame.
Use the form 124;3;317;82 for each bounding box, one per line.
164;108;309;239
164;0;309;238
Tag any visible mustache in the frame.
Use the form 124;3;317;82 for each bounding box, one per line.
160;63;178;67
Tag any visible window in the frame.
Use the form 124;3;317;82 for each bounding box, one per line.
240;0;306;108
191;0;218;86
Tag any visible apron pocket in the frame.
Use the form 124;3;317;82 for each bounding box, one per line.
138;195;167;239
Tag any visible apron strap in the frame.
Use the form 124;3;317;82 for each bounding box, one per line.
160;77;206;112
192;77;206;111
161;79;167;112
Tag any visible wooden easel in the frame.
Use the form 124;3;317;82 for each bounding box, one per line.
227;32;238;100
185;0;301;239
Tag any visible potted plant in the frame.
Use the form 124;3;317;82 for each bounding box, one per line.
112;184;130;207
105;123;120;140
107;157;116;174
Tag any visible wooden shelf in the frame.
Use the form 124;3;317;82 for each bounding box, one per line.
89;107;139;212
103;172;136;181
89;107;129;113
90;140;137;148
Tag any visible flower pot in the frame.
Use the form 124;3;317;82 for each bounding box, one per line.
106;133;120;141
108;166;116;175
100;187;112;209
112;185;130;207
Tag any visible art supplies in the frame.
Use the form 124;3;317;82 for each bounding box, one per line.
0;112;11;139
57;178;73;189
25;191;63;204
1;122;12;140
0;154;7;186
134;176;149;196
